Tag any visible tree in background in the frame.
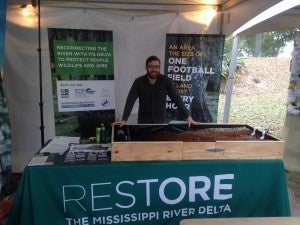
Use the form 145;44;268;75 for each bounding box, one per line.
221;36;244;93
238;28;299;57
221;28;298;92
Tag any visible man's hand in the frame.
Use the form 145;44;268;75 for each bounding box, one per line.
186;116;199;128
111;120;127;127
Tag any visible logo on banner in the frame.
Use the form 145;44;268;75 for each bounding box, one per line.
100;88;110;97
100;88;111;108
60;89;69;98
101;99;110;107
74;88;96;98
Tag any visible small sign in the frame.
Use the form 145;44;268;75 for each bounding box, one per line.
56;80;115;112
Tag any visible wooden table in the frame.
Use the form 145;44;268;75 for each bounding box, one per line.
180;217;300;225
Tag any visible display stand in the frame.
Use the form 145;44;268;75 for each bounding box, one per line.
111;124;284;161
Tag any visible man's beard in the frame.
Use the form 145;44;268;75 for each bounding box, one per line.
147;71;159;80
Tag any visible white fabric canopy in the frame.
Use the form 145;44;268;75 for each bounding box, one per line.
4;5;221;172
4;0;300;172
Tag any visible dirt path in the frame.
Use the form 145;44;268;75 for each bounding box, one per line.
233;57;290;95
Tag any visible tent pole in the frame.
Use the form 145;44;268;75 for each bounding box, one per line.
38;0;45;146
223;35;239;123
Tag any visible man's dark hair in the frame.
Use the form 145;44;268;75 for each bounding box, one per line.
146;55;160;66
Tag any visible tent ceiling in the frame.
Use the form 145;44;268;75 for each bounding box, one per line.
6;0;300;35
4;0;261;36
8;0;245;11
239;5;300;35
10;0;236;6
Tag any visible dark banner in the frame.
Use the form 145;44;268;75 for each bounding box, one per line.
48;28;115;139
164;34;224;122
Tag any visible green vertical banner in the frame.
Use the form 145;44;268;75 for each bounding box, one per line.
164;34;224;122
53;40;114;76
48;29;115;139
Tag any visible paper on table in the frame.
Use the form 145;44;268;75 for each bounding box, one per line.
40;136;80;155
27;155;50;166
69;143;111;153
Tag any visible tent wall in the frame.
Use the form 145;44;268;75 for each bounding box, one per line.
4;4;221;172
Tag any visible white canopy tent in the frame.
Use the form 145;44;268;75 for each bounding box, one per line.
3;0;300;172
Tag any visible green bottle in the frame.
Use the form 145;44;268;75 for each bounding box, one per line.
96;127;101;143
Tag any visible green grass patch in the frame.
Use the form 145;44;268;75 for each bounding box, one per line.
218;93;287;139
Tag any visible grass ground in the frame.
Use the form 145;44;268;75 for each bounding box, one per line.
216;57;300;216
217;57;291;140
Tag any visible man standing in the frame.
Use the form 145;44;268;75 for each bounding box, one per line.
113;55;196;127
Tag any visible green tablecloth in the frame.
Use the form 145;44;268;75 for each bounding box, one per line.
7;159;290;225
